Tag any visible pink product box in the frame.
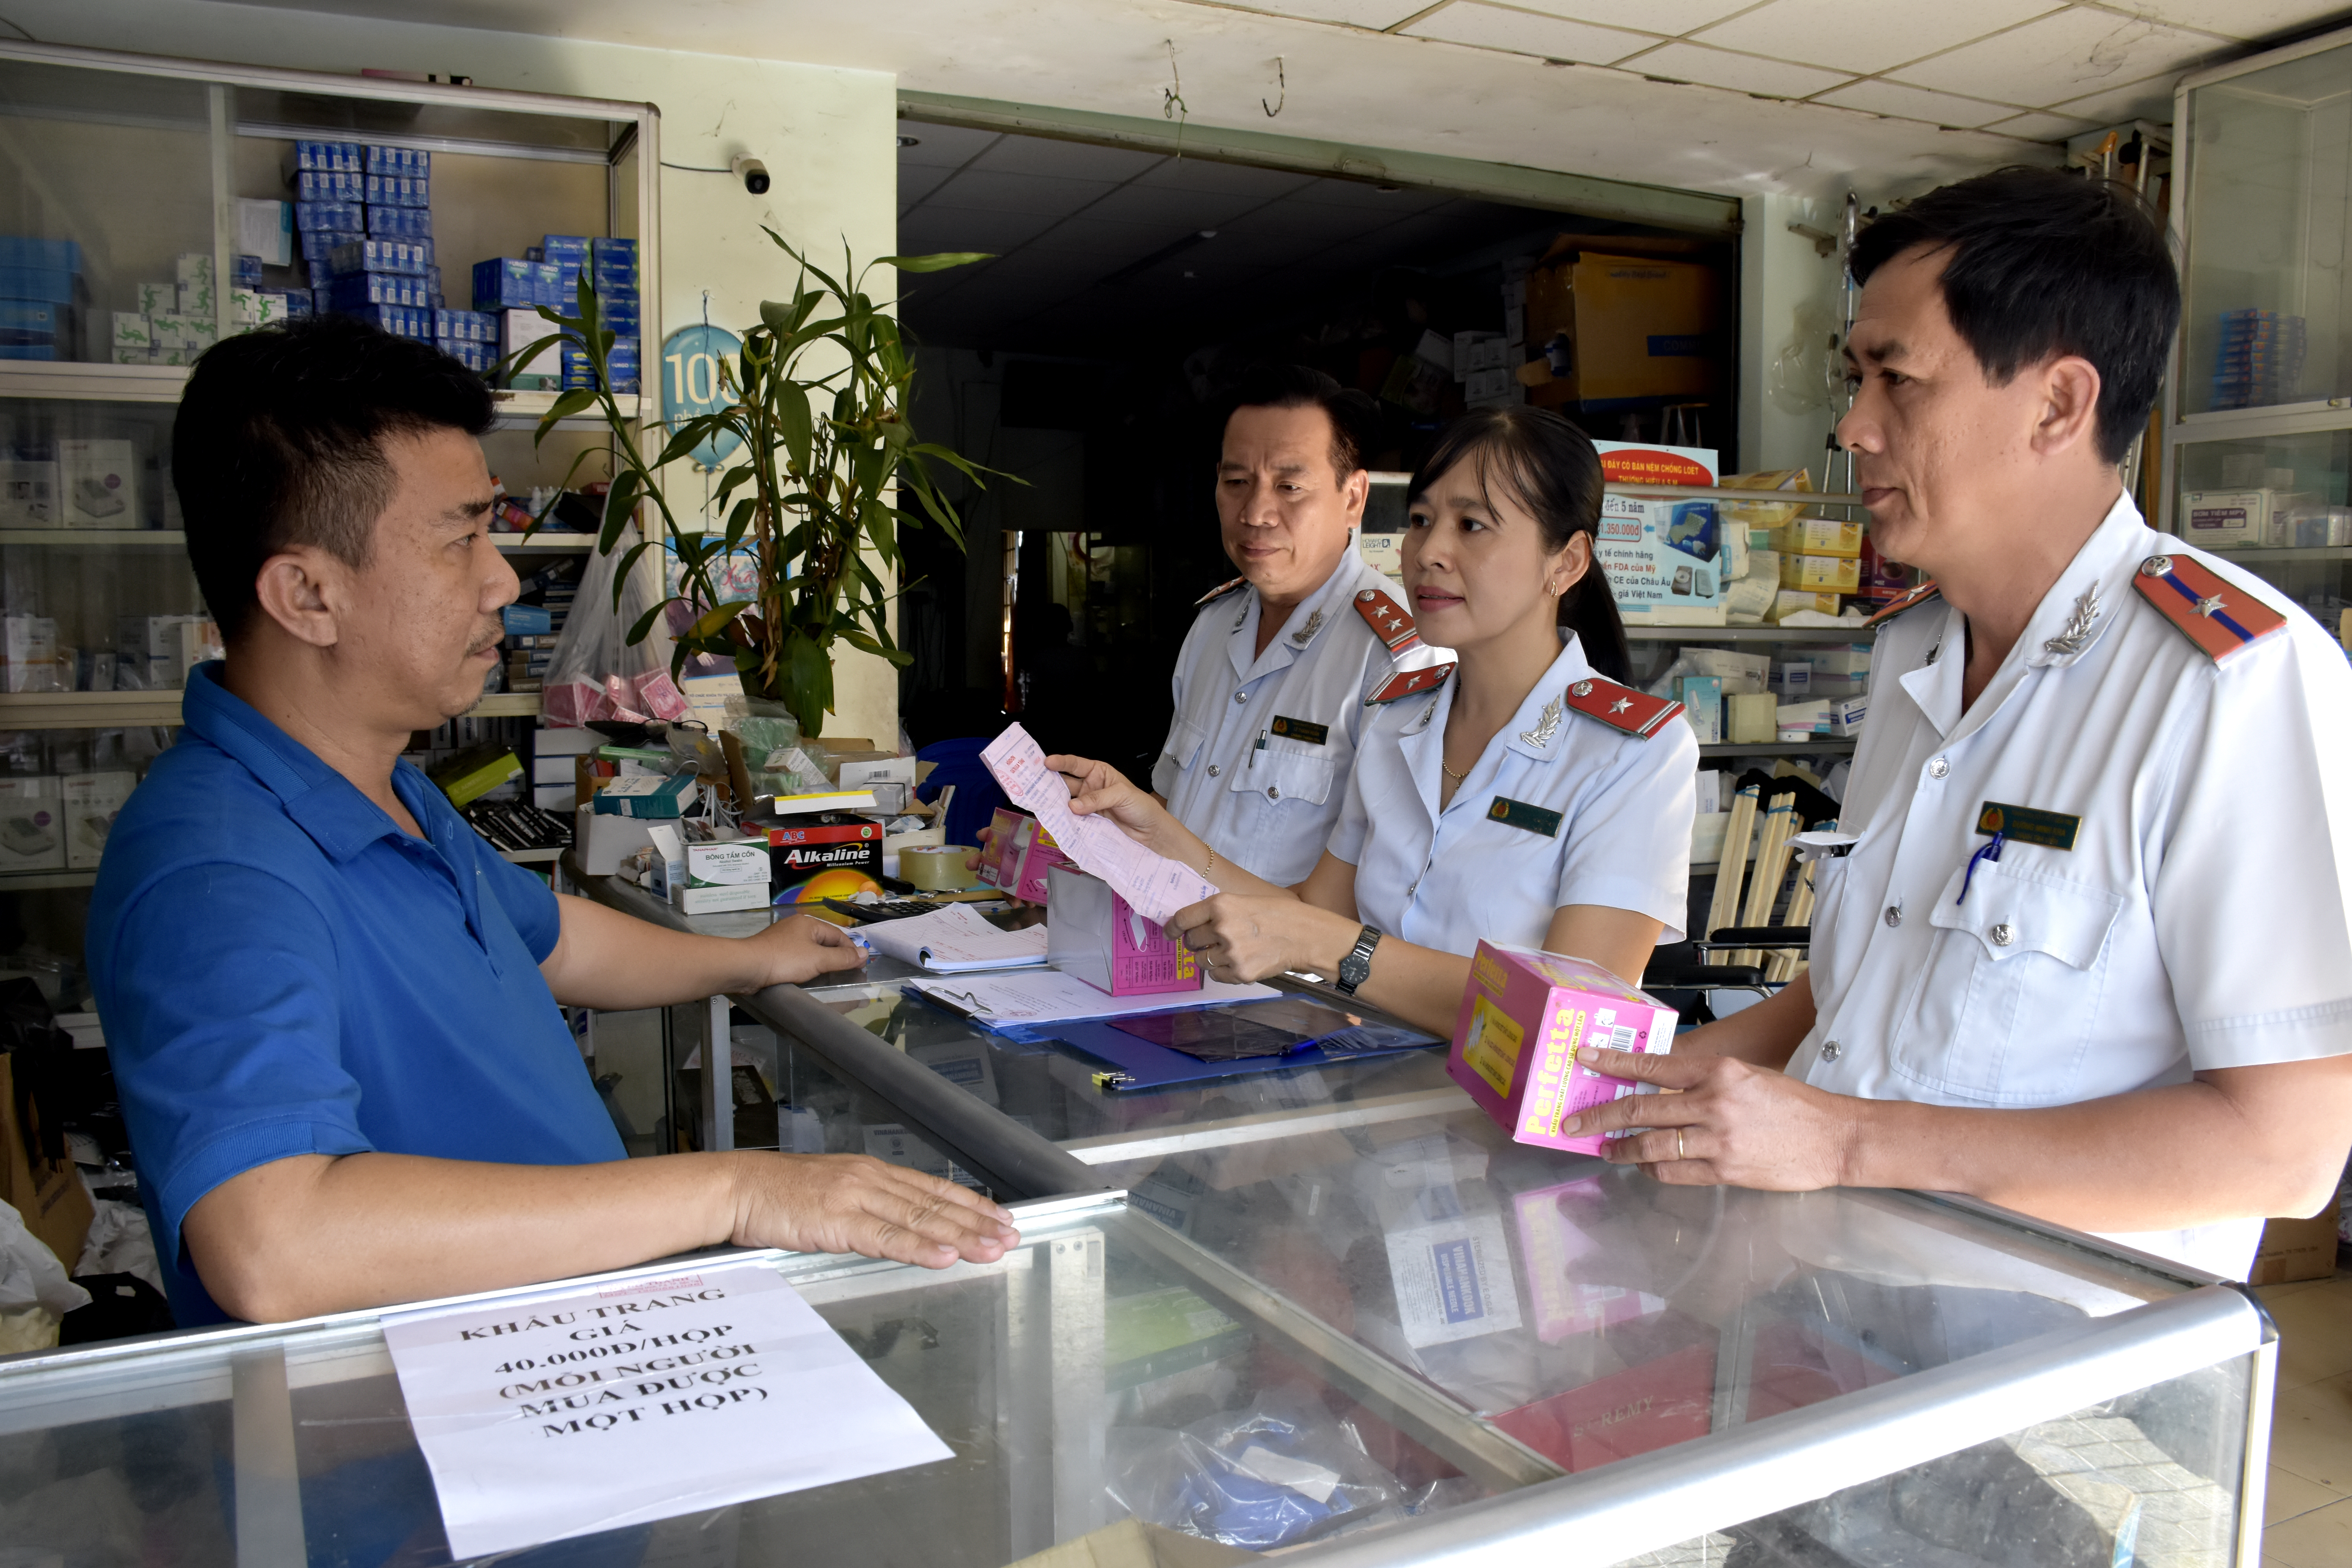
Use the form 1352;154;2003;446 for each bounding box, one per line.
1044;863;1202;996
977;807;1069;903
1448;941;1676;1156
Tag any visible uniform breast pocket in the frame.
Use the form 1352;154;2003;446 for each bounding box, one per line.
1889;862;2124;1105
1229;743;1335;808
1157;715;1209;780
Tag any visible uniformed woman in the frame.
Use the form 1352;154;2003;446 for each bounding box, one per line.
1051;406;1697;1036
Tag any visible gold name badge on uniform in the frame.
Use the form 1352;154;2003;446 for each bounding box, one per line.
1975;801;2080;851
1488;796;1563;838
1269;715;1328;746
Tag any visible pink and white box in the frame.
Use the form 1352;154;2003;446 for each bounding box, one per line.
1044;863;1203;996
1448;941;1676;1155
978;807;1069;903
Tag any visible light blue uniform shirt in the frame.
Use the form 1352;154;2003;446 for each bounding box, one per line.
1328;634;1697;953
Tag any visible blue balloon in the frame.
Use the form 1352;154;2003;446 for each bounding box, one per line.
659;323;746;470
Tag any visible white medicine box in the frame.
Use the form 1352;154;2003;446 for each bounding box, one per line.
0;461;58;527
58;440;139;529
61;771;134;870
0;778;65;872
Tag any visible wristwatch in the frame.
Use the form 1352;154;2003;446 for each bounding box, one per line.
1335;926;1383;996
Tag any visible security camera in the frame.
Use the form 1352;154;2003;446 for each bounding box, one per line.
731;155;771;196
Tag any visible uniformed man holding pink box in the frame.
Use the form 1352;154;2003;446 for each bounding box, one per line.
1569;168;2352;1280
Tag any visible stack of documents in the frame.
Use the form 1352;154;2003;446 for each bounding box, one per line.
911;968;1278;1025
857;904;1048;973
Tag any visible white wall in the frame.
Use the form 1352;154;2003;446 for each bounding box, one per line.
10;0;906;742
1739;192;1850;481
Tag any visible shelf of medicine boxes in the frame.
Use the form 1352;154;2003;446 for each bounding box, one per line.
2206;544;2352;564
0;362;642;430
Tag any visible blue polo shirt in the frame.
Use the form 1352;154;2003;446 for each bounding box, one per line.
87;664;623;1325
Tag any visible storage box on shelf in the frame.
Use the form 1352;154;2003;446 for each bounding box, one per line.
2164;26;2352;629
0;40;661;934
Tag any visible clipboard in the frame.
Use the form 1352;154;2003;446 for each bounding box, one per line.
1018;1004;1438;1091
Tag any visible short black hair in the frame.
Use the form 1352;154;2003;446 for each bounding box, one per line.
1850;166;2178;465
1224;361;1379;481
174;316;497;640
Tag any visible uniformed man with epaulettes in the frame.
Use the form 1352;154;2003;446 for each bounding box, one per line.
1152;363;1443;886
1563;167;2352;1281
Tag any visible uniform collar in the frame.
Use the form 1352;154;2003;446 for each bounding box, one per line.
180;660;444;864
1503;633;1596;764
1225;539;1365;682
2019;492;2145;671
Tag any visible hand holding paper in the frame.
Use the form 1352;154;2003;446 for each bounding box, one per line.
979;726;1215;926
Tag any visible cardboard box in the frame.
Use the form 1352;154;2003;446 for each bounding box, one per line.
60;771;133;870
1770;590;1842;622
1044;863;1203;997
2250;1198;2341;1285
764;816;885;908
1592;442;1726;624
1448;941;1676;1155
649;828;773;915
2181;488;2297;549
573;804;655;876
1522;251;1718;408
58;439;137;528
1779;554;1861;593
0;778;64;872
2;616;60;693
591;773;695;818
979;807;1070;903
0;1052;93;1276
1769;518;1863;559
1726;692;1779;744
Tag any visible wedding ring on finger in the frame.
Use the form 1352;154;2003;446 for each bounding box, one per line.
1675;1128;1686;1161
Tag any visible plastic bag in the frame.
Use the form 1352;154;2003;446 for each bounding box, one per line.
544;524;684;726
0;1196;90;1352
1106;1387;1405;1549
75;1198;163;1298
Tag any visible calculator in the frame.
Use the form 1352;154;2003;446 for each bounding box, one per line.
819;897;948;924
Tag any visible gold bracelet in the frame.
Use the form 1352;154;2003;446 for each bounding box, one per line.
1203;848;1218;877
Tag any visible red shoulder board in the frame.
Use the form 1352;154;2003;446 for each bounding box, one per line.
1194;576;1247;607
2133;553;2287;663
1563;676;1684;739
1352;587;1423;654
1366;662;1453;706
1864;578;1942;629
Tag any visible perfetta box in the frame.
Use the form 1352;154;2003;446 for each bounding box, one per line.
978;807;1069;903
1448;942;1677;1155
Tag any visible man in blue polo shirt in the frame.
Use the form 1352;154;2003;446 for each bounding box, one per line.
89;318;1018;1326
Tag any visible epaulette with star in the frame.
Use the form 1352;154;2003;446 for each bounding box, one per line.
1365;662;1453;705
1562;676;1685;739
1864;579;1942;629
1352;587;1424;655
2134;553;2287;662
1194;577;1248;607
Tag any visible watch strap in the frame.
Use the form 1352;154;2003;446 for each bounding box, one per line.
1335;925;1383;995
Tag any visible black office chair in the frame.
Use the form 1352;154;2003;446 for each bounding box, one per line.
1642;925;1811;1024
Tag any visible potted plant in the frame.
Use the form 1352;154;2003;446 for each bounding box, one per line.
518;234;1006;737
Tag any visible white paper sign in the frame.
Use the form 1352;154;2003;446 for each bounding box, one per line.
979;724;1217;925
381;1263;953;1558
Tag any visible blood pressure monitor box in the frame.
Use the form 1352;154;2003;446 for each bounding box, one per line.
978;807;1069;903
1043;862;1202;996
0;777;64;872
1448;941;1676;1156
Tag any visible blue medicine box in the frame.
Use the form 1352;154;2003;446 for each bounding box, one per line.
286;140;362;175
328;271;431;310
542;234;591;264
299;230;363;266
363;144;430;178
502;604;552;636
345;303;432;339
367;205;433;239
326;238;432;277
295;200;364;234
472;258;537;311
292;169;366;203
0;267;81;304
0;237;83;273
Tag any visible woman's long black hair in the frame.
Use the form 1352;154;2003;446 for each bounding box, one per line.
1405;406;1632;684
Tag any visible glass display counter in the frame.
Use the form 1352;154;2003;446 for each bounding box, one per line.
0;1184;2271;1567
554;867;2276;1566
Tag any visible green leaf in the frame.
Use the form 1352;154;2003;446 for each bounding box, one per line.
786;631;834;735
688;599;755;642
544;388;597;423
597;471;643;554
877;250;994;274
775;383;814;478
626;599;669;647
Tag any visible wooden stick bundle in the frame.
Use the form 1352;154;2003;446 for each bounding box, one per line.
1704;784;1761;965
1735;793;1798;967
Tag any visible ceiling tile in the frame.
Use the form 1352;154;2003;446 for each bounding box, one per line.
1082;183;1269;228
1212;0;1435;24
1402;2;1656;65
1508;0;1762;35
1615;40;1857;97
2110;2;2352;42
1813;79;2020;128
968;135;1161;181
893;121;1001;170
1022;216;1185;262
922;169;1120;217
893;206;1060;254
1690;0;2063;76
1979;109;2104;142
1130;158;1321;200
2042;71;2188;126
897;163;953;209
1889;8;2225;108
